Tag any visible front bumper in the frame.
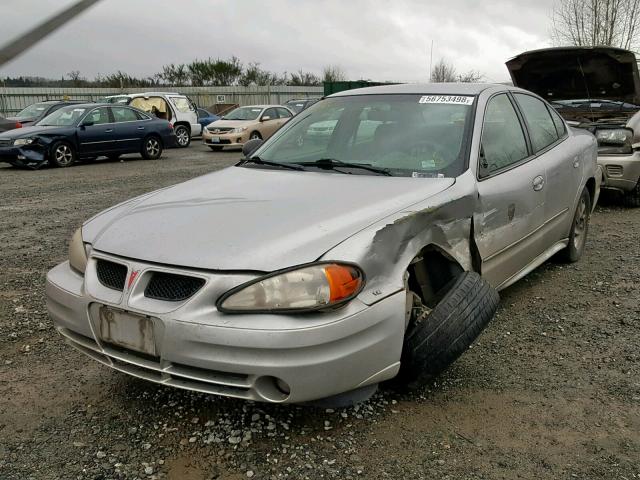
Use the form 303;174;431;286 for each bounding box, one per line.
598;152;640;192
202;129;250;149
46;256;404;403
0;145;46;166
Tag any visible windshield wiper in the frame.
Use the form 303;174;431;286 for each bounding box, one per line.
299;158;392;176
241;156;305;171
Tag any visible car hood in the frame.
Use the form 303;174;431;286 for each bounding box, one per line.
6;116;35;124
86;166;455;271
506;47;640;104
0;125;72;139
206;119;256;129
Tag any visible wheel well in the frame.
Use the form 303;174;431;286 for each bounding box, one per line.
144;133;163;146
585;177;596;203
407;246;464;308
174;122;190;133
250;130;262;138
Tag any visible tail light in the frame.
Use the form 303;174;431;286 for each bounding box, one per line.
14;122;22;129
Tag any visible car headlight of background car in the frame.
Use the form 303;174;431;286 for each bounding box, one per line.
217;263;364;313
595;128;634;154
13;138;35;146
68;227;91;275
230;127;248;134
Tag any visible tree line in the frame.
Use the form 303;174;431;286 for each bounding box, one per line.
1;58;348;88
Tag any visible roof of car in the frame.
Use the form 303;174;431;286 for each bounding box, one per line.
240;105;290;109
329;83;501;97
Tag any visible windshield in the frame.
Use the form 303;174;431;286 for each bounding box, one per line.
224;107;263;121
254;94;475;177
15;102;49;120
38;106;88;126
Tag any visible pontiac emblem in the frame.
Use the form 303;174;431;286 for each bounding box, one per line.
127;270;140;290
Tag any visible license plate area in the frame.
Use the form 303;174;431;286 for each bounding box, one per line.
98;306;156;356
208;136;220;143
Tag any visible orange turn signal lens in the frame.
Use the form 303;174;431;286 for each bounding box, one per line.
324;264;363;303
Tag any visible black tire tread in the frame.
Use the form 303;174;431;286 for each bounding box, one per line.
399;271;499;387
558;187;591;263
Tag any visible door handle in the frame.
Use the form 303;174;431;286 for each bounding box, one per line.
532;175;545;191
137;126;145;130
104;129;113;133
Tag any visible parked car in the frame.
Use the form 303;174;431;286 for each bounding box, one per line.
6;100;87;128
202;105;294;151
0;103;175;168
46;84;599;406
284;98;321;115
197;108;220;131
0;115;22;133
100;92;201;148
507;46;640;206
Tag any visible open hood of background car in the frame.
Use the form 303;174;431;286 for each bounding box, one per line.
506;46;640;105
86;166;455;272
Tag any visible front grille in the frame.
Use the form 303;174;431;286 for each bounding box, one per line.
144;272;205;301
0;139;12;147
96;259;127;291
606;164;623;176
207;127;233;133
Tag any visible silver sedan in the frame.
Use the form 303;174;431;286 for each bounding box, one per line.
46;83;600;405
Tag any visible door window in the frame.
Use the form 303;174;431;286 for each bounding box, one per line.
276;107;293;119
86;107;111;125
480;94;529;175
548;106;567;138
111;107;139;123
263;108;278;120
514;93;560;152
170;97;194;113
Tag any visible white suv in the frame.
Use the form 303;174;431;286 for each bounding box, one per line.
103;92;202;147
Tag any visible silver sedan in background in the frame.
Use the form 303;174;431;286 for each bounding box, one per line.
46;83;600;406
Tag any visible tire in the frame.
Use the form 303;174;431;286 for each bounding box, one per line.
397;271;499;388
249;131;262;140
209;146;224;152
49;141;76;168
174;125;191;148
141;136;163;160
559;187;591;262
622;179;640;207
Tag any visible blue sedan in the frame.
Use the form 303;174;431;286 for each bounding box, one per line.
197;108;220;130
0;103;176;168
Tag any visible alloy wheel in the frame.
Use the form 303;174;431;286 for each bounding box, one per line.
146;138;160;157
573;196;588;251
55;144;73;166
176;128;189;146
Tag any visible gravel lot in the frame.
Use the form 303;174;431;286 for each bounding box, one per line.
1;144;639;480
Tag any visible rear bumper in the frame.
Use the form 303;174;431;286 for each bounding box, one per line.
46;260;404;404
598;152;640;192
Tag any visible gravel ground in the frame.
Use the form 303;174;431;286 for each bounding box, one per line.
0;145;638;480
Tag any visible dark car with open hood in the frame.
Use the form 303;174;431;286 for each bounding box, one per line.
507;46;640;206
0;103;176;168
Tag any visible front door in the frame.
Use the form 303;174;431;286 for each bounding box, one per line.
77;107;115;156
474;93;548;289
260;108;281;138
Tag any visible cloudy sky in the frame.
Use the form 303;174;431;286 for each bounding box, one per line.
0;0;556;83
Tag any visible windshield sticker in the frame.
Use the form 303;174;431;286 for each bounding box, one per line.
418;95;474;105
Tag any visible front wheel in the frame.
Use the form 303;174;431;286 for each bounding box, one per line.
249;131;262;141
559;187;591;262
141;136;163;160
49;142;76;168
175;125;191;148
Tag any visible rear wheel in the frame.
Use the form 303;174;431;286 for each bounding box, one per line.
623;179;640;207
175;125;191;148
209;146;224;152
49;142;75;168
559;187;591;262
141;136;162;160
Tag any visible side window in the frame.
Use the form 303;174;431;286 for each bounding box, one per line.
514;93;559;152
277;107;293;118
170;97;193;113
263;108;278;120
86;107;110;125
481;94;529;175
547;106;567;138
111;107;139;123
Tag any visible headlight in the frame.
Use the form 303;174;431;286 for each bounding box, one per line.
69;227;90;274
596;128;633;154
13;138;34;146
217;263;364;313
231;127;248;134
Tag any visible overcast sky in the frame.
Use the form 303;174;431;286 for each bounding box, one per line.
0;0;556;83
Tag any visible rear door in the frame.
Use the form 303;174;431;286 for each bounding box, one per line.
474;93;548;289
512;93;579;240
111;106;147;153
77;107;116;155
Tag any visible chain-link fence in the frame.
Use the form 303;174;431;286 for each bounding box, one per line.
0;85;324;116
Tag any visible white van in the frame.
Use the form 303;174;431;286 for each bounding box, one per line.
102;92;202;147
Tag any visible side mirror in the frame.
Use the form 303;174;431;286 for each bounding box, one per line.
242;138;264;157
81;120;94;127
261;115;271;122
